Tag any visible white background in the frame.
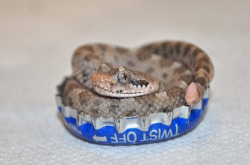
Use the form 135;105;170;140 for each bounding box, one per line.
0;0;249;164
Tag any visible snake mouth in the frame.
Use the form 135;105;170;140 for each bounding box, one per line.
92;85;149;97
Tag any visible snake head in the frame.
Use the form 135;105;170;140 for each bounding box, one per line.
91;63;159;97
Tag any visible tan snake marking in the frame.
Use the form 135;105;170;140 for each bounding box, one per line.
59;41;214;119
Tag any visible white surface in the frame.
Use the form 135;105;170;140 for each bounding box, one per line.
0;0;249;164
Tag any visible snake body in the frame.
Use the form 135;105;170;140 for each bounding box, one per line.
60;41;214;119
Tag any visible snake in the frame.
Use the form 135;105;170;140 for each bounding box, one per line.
59;41;214;119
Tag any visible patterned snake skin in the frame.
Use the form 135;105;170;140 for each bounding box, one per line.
59;41;214;119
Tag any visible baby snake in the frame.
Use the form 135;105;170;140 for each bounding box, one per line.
59;41;214;119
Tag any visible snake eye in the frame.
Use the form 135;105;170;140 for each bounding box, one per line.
118;67;131;84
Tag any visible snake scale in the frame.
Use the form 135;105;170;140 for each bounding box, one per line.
59;41;214;119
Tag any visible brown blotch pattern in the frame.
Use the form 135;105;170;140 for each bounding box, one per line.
174;66;187;74
160;59;173;67
193;48;203;58
146;67;154;74
97;44;108;51
161;42;169;58
127;61;135;67
195;77;207;87
162;73;168;79
115;47;129;54
183;44;192;56
175;42;182;54
179;75;193;84
137;51;152;61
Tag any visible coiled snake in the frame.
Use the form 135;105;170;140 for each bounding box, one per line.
60;41;214;119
